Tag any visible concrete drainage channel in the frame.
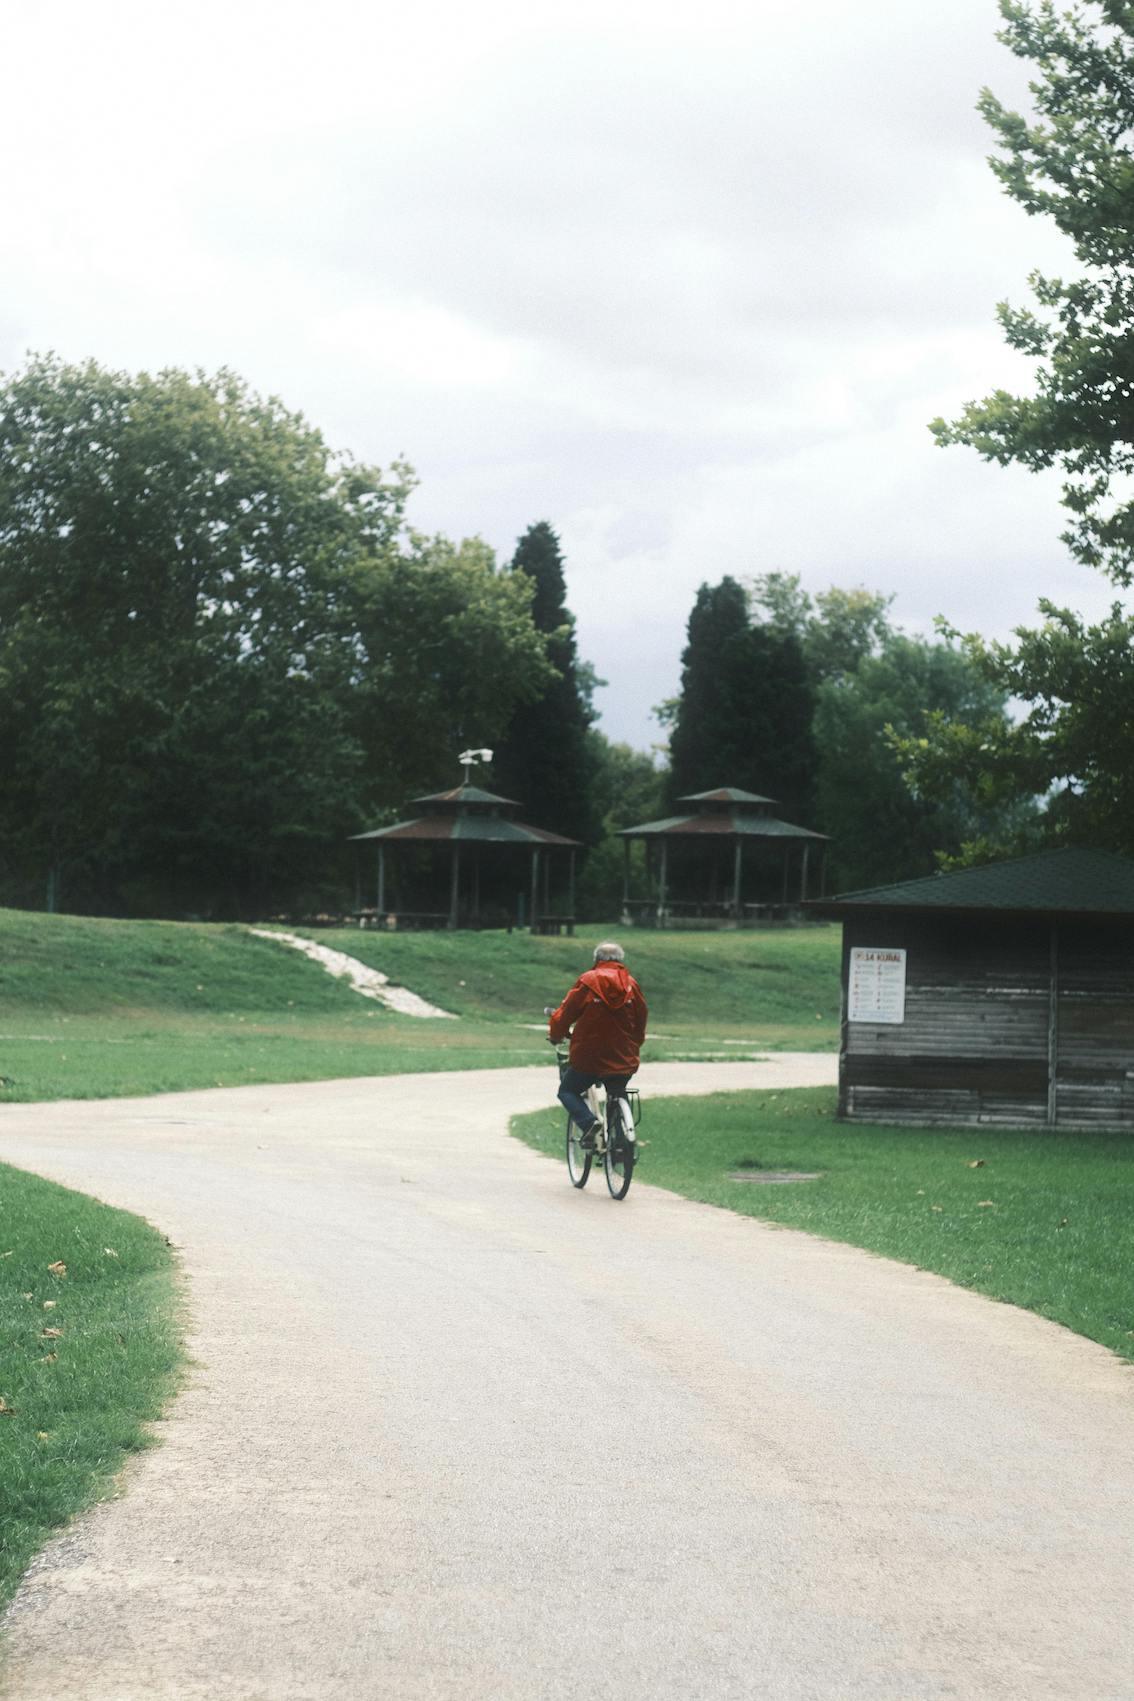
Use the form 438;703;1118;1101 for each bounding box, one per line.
726;1171;823;1184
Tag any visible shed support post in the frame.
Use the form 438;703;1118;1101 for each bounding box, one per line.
530;849;540;935
782;849;790;904
354;849;361;914
568;849;576;928
622;838;631;907
1047;922;1060;1126
377;844;386;918
732;840;743;921
448;843;460;931
800;843;810;903
657;840;668;928
473;853;481;927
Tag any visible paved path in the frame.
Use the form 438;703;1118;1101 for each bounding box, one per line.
1;1055;1133;1701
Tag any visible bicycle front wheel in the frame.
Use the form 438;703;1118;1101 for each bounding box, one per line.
603;1098;635;1200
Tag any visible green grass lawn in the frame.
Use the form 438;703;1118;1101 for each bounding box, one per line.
512;1086;1134;1364
0;910;840;1102
0;1164;181;1609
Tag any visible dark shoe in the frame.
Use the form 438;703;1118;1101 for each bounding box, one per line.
578;1122;599;1151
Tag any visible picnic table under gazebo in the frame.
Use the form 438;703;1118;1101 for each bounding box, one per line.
618;787;828;926
350;782;580;933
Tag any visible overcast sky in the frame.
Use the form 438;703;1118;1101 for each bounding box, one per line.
2;0;1112;750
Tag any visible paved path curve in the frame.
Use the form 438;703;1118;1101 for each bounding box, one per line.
1;1055;1132;1701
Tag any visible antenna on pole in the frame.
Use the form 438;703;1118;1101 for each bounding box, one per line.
458;747;493;786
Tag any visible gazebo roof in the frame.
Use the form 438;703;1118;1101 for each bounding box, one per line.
678;787;779;806
351;776;580;847
620;782;827;842
351;815;578;847
810;847;1134;918
410;783;523;808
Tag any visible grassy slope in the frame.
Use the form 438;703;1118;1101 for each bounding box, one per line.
0;911;841;1102
512;1086;1134;1363
0;1163;181;1608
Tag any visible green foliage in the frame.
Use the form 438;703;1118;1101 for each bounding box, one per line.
666;577;815;818
347;531;553;808
745;573;1027;885
0;1164;181;1607
0;357;554;917
512;1085;1134;1363
816;637;1032;889
896;601;1134;854
0;356;404;914
575;736;666;916
750;571;895;681
917;4;1134;857
491;522;602;842
932;2;1134;581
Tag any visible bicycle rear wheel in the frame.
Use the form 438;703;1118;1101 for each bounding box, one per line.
603;1097;635;1199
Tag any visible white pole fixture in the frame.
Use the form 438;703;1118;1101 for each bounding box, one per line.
458;747;493;785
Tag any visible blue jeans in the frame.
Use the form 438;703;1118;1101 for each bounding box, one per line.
558;1066;632;1133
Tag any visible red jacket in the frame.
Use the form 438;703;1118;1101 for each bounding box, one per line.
549;961;648;1076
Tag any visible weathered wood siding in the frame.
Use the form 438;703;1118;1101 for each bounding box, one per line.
839;913;1134;1129
1056;923;1134;1127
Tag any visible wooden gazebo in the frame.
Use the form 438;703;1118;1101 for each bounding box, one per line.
618;787;828;926
350;782;580;933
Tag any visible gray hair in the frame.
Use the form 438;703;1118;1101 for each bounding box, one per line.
593;940;625;963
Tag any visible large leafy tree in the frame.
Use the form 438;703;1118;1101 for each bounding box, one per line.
915;1;1134;853
665;576;815;819
0;356;552;915
749;571;1027;886
491;522;601;841
347;532;554;807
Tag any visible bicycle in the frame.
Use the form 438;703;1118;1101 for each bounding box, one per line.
553;1041;641;1200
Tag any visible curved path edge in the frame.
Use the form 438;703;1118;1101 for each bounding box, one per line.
1;1056;1132;1701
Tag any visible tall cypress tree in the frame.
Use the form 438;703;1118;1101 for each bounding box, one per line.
492;522;601;842
667;576;815;818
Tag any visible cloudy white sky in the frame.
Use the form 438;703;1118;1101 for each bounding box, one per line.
2;0;1112;748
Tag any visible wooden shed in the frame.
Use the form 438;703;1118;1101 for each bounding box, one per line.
811;848;1134;1129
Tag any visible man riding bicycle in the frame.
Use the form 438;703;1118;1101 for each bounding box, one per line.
548;941;648;1148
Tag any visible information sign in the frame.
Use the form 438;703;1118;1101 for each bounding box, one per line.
848;946;907;1024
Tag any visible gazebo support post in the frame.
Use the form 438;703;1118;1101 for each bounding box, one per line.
568;848;576;925
732;839;743;921
782;848;790;905
473;854;481;927
622;838;631;910
377;844;386;919
800;843;810;903
529;849;540;934
449;843;460;931
657;839;669;929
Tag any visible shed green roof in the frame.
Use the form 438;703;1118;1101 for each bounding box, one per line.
815;847;1134;916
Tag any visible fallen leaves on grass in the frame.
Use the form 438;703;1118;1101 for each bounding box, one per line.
968;1160;985;1168
0;1398;15;1416
46;1261;67;1277
103;1247;119;1258
977;1200;996;1208
40;1328;63;1339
